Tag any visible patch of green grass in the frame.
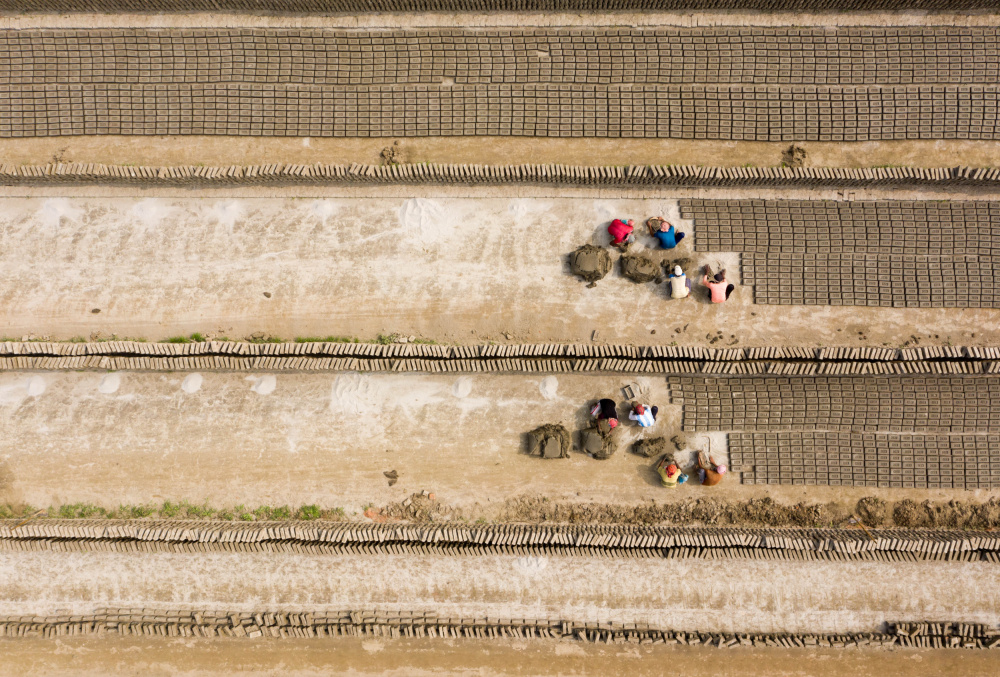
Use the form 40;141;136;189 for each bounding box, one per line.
161;333;207;344
295;336;360;343
247;336;284;344
67;336;88;343
412;338;438;345
0;501;351;522
178;501;216;519
297;504;322;521
115;504;155;519
55;503;108;519
375;334;395;345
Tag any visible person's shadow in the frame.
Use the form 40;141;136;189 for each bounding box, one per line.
636;455;666;487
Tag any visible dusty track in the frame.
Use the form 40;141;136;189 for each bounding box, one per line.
1;193;997;346
2;638;999;677
1;550;997;634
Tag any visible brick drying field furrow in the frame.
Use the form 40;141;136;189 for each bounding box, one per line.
1;27;999;139
670;376;1000;432
3;28;998;86
730;432;1000;488
680;199;1000;307
4;83;1000;139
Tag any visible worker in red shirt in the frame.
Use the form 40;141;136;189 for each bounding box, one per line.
607;218;635;250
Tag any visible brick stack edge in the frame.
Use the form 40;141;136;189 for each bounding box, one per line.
0;609;997;648
0;163;998;187
0;0;997;12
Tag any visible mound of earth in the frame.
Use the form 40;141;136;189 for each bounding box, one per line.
620;253;662;284
856;497;887;527
569;245;612;285
631;437;668;458
526;423;571;459
892;499;931;527
580;424;619;460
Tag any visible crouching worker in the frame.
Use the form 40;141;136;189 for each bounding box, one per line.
629;401;658;427
608;218;635;250
590;397;620;431
647;217;686;250
669;265;692;299
697;451;727;486
703;264;735;303
656;455;688;488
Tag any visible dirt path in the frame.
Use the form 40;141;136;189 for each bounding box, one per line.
7;137;1000;171
2;638;999;677
2;371;998;515
1;551;997;633
1;194;995;347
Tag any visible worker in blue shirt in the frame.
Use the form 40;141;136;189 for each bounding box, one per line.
647;217;686;250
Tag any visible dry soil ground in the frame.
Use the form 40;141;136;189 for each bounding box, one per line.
2;370;998;515
1;191;996;347
1;551;997;633
2;638;999;677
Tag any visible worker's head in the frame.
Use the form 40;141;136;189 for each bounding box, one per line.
716;464;728;475
673;265;683;276
666;464;677;475
714;272;725;282
607;418;618;429
659;221;671;232
635;404;645;415
626;219;634;227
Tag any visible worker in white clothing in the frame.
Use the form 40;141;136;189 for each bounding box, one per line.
668;265;692;299
629;402;658;427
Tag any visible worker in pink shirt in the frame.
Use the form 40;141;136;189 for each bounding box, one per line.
607;218;635;250
703;264;735;303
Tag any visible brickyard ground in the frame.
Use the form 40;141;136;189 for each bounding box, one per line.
3;7;1000;677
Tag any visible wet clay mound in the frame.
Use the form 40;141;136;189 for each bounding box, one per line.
620;253;662;284
580;425;619;460
632;437;668;458
526;423;571;459
569;245;612;285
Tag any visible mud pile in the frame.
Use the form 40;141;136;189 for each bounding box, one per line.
631;437;668;458
580;424;618;460
526;424;571;459
569;245;612;285
620;253;662;283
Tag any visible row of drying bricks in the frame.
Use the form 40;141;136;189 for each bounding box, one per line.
1;160;995;187
0;340;964;359
1;356;997;374
0;609;997;648
5;521;999;554
0;538;993;562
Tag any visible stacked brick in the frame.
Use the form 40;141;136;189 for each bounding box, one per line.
4;82;999;140
2;607;997;649
3;28;997;86
4;520;1000;562
0;1;997;14
670;376;1000;433
730;432;1000;488
0;340;997;374
680;199;1000;308
2;162;1000;188
1;27;998;139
